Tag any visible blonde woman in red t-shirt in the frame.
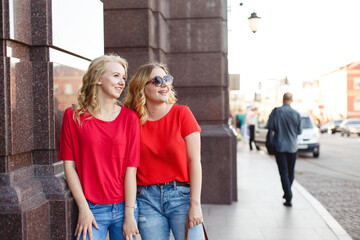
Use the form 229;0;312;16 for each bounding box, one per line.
124;63;205;240
59;54;140;240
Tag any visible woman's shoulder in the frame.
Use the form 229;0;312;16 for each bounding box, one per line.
63;106;90;121
61;107;78;125
169;104;196;120
64;106;87;116
172;104;191;112
64;106;76;116
121;106;140;120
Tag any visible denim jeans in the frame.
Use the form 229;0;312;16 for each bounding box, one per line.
275;151;297;202
79;200;138;240
137;184;205;240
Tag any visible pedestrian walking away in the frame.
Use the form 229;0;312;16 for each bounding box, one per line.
59;54;140;240
267;92;302;207
124;63;205;240
246;107;260;150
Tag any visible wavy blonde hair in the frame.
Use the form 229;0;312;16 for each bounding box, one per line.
73;54;128;124
124;63;176;125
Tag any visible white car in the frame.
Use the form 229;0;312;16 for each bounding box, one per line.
339;118;360;137
255;112;320;158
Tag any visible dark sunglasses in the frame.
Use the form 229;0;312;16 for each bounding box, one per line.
146;75;173;87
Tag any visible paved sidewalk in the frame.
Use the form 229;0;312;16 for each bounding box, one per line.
202;141;352;240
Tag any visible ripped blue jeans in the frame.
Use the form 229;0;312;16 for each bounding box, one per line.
136;184;205;240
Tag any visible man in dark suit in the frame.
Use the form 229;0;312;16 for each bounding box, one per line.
267;92;302;207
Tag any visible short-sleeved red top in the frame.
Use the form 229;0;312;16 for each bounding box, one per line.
59;107;140;204
137;104;201;185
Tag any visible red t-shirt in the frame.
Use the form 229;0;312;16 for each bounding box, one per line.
59;107;140;204
137;104;201;185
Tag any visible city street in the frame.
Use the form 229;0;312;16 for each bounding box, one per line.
296;133;360;182
295;133;360;240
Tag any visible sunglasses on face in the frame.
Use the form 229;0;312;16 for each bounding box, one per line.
146;75;174;87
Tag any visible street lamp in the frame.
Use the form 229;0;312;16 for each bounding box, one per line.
248;12;261;33
239;2;261;33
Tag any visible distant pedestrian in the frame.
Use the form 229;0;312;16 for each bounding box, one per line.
267;92;302;207
235;109;246;136
246;107;260;150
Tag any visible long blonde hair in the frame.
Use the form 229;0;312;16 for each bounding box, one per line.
73;54;128;124
124;63;176;125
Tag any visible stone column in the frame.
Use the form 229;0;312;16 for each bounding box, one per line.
0;0;104;239
103;0;169;73
103;0;237;204
0;1;51;238
167;0;237;204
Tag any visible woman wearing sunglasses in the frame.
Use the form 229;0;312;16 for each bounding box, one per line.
124;63;205;239
59;54;140;240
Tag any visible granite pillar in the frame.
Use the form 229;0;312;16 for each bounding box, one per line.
103;0;237;204
1;0;103;239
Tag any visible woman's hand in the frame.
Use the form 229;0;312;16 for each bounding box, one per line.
123;213;139;240
187;200;203;228
75;207;99;240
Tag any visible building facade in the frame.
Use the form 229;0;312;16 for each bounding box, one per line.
317;62;360;121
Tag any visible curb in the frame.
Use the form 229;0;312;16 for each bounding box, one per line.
294;180;353;240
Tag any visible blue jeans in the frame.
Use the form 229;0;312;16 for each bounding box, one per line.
137;184;205;240
80;200;138;240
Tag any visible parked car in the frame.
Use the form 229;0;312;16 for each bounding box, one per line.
254;121;268;150
255;112;320;157
332;119;344;133
319;119;343;134
339;118;360;136
297;112;320;158
319;121;333;134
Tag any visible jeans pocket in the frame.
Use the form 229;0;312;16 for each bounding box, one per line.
136;186;146;196
177;186;190;197
86;200;98;209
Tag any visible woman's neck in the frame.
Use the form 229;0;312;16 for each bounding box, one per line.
97;98;117;115
89;98;120;121
146;102;171;121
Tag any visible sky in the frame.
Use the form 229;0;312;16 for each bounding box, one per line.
228;0;360;94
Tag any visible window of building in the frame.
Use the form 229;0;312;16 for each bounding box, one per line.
64;84;73;94
355;99;360;111
354;78;360;89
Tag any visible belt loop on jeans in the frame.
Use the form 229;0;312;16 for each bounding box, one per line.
173;180;177;190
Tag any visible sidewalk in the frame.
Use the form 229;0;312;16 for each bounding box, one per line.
202;141;352;240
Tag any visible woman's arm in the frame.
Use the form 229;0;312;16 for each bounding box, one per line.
123;167;139;239
185;132;203;228
64;161;99;240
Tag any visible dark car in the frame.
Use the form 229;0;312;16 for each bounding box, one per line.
319;121;333;134
319;119;343;134
332;119;344;133
339;118;360;137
